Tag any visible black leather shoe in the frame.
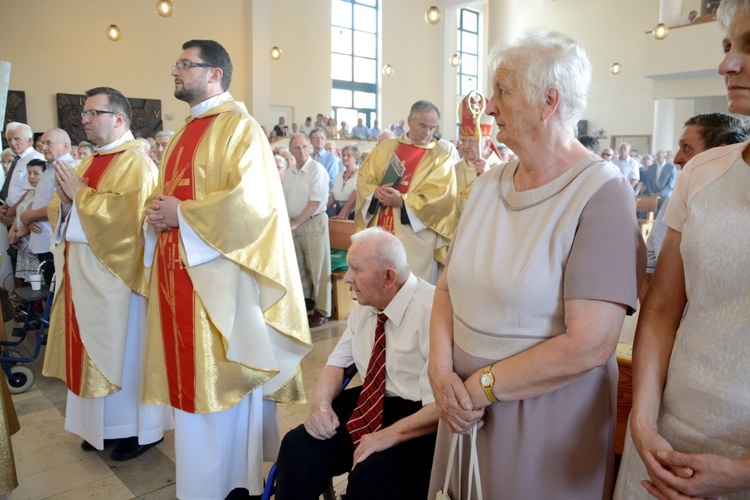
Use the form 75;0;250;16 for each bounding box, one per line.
308;312;329;328
224;488;261;499
111;436;164;461
81;438;118;451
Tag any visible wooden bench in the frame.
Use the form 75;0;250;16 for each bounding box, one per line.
329;219;357;320
635;195;660;240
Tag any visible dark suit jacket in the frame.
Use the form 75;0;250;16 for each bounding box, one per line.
646;162;677;209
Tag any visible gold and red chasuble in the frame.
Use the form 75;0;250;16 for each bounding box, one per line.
377;143;427;234
156;115;217;413
65;154;116;395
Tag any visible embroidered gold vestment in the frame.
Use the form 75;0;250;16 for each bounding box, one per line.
141;100;312;414
43;141;157;398
355;138;457;266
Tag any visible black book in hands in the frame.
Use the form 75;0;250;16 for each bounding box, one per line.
367;152;405;215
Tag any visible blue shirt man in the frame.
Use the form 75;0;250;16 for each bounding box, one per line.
310;128;342;192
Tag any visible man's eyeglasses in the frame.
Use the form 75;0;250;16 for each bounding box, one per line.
602;153;613;157
171;61;213;72
81;109;117;119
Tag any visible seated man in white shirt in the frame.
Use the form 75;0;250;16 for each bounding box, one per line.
275;227;438;500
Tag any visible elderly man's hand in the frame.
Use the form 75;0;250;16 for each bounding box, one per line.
352;428;398;467
28;222;42;234
0;206;12;226
431;371;484;434
145;195;181;231
374;183;403;208
303;403;339;440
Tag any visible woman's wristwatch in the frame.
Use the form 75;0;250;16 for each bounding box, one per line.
480;365;499;403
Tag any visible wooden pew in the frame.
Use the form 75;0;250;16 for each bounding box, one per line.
329;219;357;320
635;195;660;240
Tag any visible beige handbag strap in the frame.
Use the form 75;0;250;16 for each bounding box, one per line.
466;426;483;500
439;426;483;500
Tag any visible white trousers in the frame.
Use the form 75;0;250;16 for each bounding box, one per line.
64;293;174;448
174;390;280;500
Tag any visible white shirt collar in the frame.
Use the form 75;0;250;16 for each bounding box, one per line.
96;130;135;153
50;152;74;165
19;147;35;159
190;91;233;118
374;273;418;327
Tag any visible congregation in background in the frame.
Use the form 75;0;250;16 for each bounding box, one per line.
2;1;750;497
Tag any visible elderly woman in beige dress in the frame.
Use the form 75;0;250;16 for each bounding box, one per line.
427;29;645;499
615;1;750;498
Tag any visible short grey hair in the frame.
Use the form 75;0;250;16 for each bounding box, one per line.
274;155;288;169
310;127;326;139
2;148;13;158
718;0;750;29
408;100;440;121
377;130;396;143
351;227;409;279
341;144;361;163
289;132;311;149
489;29;591;126
45;128;71;147
155;130;174;139
5;122;33;140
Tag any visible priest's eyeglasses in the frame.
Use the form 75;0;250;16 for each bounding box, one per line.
172;61;214;72
81;109;117;119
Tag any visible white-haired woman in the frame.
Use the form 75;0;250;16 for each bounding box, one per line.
615;1;750;498
428;29;644;499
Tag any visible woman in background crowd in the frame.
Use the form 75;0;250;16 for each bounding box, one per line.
8;159;45;285
325;117;338;139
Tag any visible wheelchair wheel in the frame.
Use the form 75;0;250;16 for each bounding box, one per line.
7;365;34;394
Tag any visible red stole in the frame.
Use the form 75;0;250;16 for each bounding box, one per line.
378;143;426;234
156;115;216;413
65;154;117;395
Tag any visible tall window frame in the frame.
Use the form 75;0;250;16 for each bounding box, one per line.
331;0;379;132
457;8;480;96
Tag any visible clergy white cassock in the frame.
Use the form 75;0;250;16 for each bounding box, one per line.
43;132;173;449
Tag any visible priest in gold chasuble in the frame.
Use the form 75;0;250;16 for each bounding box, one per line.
143;40;312;500
355;100;457;285
42;87;173;458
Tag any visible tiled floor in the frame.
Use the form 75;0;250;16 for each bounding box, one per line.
8;319;349;499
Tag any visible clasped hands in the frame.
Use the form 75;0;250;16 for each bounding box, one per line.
431;370;485;435
633;425;750;499
374;183;403;208
54;160;85;206
145;195;181;231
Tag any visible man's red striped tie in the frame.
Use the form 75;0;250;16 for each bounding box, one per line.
347;313;388;447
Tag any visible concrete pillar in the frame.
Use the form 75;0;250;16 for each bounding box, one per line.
487;0;519;53
246;0;271;125
653;98;676;154
439;6;459;141
659;0;682;27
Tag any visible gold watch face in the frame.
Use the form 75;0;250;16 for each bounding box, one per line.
481;372;492;387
